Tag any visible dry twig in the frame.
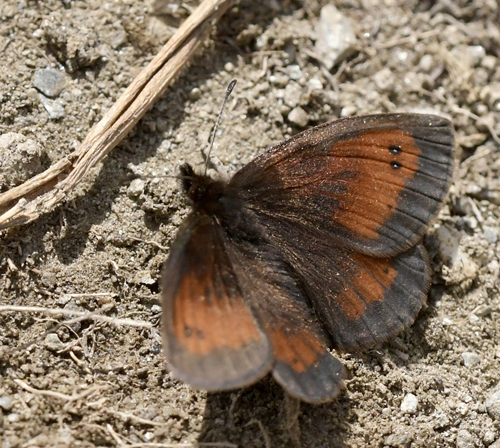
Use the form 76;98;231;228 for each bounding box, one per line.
0;0;234;230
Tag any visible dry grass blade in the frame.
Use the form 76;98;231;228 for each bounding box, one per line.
14;379;107;402
0;0;234;230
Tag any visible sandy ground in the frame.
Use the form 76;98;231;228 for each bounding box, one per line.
1;0;500;447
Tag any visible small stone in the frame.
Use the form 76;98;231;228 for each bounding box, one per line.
288;107;309;127
483;430;496;445
287;64;302;80
33;68;67;97
38;94;65;119
340;106;357;117
127;178;145;198
137;270;155;285
481;55;498;71
436;225;479;285
472;304;492;317
308;77;323;90
385;432;413;447
461;352;480;367
456;429;475;448
419;54;434;72
373;68;395;92
486;389;500;420
44;333;65;351
401;393;418;414
224;62;235;72
0;133;44;190
151;305;162;314
466;45;486;66
488;260;499;276
0;396;13;411
490;439;500;448
156;118;169;133
314;4;357;69
483;225;498;244
450;45;486;68
269;74;288;87
283;82;303;108
189;87;201;101
7;413;20;423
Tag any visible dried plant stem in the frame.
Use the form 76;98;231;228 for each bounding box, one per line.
0;305;153;328
0;0;234;230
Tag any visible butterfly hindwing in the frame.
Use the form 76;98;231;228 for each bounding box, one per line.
223;236;345;403
231;113;453;257
254;213;430;350
161;213;272;391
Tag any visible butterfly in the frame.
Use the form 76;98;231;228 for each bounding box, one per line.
161;112;454;404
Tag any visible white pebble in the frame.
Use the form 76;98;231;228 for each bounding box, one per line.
401;393;418;414
461;352;480;367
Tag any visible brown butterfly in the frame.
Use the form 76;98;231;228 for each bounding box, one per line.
161;112;454;403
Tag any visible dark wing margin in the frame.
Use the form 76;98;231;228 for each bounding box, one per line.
162;213;272;391
231;113;453;257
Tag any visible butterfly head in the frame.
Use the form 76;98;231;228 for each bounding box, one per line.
179;163;226;210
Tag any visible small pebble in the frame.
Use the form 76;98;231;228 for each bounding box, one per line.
385;432;413;447
287;64;302;80
483;430;496;445
151;305;162;313
137;270;155;285
283;82;303;108
461;352;480;367
373;68;395;92
288;107;309;127
44;333;65;351
486;389;500;420
0;396;13;411
224;62;235;73
156;118;169;133
314;4;357;69
450;45;486;68
419;54;433;72
7;413;20;423
127;178;145;198
401;393;418;414
308;77;323;90
189;87;202;101
489;439;500;448
481;55;498;71
33;68;67;97
38;94;65;119
472;304;492;317
483;225;498;244
456;429;475;448
0;133;43;190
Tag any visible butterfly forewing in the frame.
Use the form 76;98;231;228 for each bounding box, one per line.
231;114;453;257
162;213;273;391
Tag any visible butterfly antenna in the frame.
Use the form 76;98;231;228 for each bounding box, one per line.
204;79;237;175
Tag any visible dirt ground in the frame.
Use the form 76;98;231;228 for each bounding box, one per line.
1;0;500;447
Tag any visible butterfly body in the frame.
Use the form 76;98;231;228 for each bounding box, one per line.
162;113;454;403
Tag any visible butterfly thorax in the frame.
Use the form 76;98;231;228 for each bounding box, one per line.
179;163;232;215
